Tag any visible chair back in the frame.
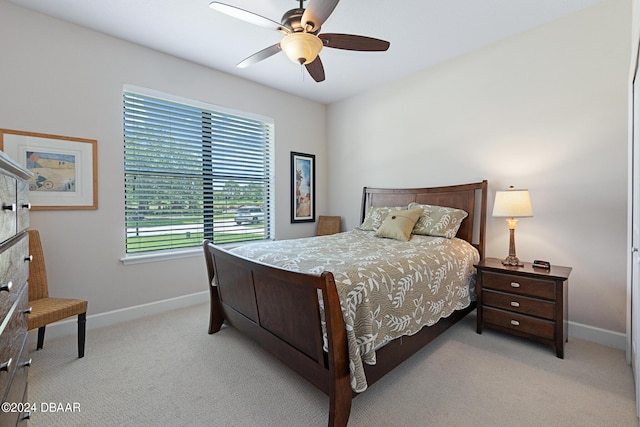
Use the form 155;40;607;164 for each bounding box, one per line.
316;216;341;236
27;229;49;301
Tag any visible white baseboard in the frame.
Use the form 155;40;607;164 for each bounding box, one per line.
27;292;628;352
27;291;209;345
568;320;627;350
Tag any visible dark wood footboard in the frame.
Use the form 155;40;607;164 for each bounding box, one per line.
204;241;352;427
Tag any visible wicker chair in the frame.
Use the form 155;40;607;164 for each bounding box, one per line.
27;229;88;358
316;215;341;236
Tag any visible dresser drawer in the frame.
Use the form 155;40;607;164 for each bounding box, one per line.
483;289;555;320
0;234;29;324
481;270;556;300
2;334;29;415
482;306;555;340
0;174;16;245
0;286;28;399
16;180;29;234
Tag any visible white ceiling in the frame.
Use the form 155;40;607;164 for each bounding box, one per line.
9;0;606;104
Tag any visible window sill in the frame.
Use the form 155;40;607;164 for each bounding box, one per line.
120;241;259;265
120;248;202;265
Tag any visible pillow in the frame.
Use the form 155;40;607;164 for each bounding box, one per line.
408;202;468;238
358;206;407;231
374;208;424;241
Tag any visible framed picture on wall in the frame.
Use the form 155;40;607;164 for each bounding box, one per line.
0;129;98;210
291;151;315;223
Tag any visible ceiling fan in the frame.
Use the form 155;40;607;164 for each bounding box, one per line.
209;0;390;82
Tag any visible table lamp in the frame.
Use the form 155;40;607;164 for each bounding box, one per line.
492;186;533;266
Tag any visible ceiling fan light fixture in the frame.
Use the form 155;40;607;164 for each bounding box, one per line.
280;32;323;65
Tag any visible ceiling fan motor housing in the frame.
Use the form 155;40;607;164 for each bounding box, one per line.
281;8;319;34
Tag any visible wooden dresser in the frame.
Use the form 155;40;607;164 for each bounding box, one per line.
0;151;32;426
475;257;572;358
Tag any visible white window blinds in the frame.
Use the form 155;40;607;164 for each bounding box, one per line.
123;91;273;254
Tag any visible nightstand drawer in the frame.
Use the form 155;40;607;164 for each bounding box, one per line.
483;306;555;340
482;270;555;300
483;289;555;320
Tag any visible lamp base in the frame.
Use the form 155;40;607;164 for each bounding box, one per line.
502;223;523;266
501;255;523;267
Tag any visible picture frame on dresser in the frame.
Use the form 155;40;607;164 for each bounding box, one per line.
0;129;97;210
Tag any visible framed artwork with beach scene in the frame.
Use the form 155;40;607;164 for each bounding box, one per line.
291;151;315;223
0;129;97;210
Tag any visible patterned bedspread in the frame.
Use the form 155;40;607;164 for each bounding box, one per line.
231;229;479;392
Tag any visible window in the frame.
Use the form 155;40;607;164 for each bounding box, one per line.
123;89;273;255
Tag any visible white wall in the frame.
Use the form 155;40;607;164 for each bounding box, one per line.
327;0;631;336
0;1;327;315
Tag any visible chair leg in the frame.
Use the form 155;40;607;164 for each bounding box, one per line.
37;326;46;350
78;313;87;359
78;312;86;358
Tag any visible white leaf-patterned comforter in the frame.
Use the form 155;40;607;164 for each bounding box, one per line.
231;229;479;392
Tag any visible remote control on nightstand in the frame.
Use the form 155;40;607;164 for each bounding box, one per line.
533;259;551;269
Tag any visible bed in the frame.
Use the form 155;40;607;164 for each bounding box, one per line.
203;180;487;426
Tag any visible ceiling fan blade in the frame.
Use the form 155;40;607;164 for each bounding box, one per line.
319;33;390;51
237;44;282;68
301;0;340;32
305;56;325;82
210;2;290;33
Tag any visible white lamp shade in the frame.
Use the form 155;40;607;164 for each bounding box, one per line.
492;188;533;218
280;33;323;65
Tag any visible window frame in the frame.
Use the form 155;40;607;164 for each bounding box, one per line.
121;85;274;263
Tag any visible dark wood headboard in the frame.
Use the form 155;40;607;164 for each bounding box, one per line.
361;180;488;259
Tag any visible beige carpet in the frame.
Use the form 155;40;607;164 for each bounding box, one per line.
26;303;638;427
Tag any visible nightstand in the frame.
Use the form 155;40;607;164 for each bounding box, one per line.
475;257;572;358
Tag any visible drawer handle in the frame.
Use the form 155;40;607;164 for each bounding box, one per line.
0;281;12;292
0;358;12;372
22;307;32;315
24;254;33;262
510;282;520;288
510;320;520;326
22;358;32;367
510;301;520;307
2;203;16;212
21;202;31;210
